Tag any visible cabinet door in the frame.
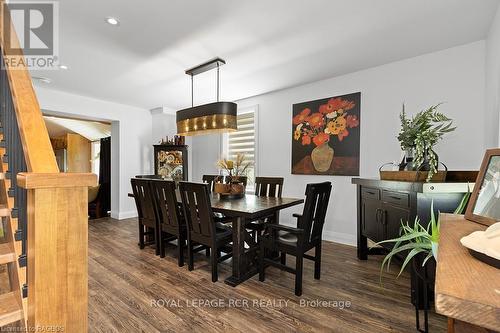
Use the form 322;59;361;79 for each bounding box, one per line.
362;198;382;242
382;203;411;241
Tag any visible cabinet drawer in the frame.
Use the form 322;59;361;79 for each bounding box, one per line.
361;187;380;200
382;190;409;207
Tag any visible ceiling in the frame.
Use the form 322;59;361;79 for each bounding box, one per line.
30;0;499;112
44;116;111;141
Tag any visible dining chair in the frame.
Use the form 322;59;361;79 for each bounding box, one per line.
247;177;285;241
135;174;164;179
150;179;187;266
130;178;159;255
178;182;233;282
259;181;332;296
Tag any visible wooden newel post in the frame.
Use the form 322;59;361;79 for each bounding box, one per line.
17;173;97;333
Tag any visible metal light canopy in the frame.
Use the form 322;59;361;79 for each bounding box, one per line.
176;58;237;136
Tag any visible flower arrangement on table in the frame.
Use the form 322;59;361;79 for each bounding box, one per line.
215;153;252;197
292;97;359;172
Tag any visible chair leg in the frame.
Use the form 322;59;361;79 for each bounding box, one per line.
139;223;145;249
259;241;265;282
159;231;165;258
280;252;286;265
206;247;210;257
187;240;194;271
314;243;322;280
210;248;218;282
178;238;185;267
154;228;160;256
295;253;303;296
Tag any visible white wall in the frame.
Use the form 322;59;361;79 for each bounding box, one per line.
35;87;153;219
150;107;193;181
486;5;500;146
192;41;487;245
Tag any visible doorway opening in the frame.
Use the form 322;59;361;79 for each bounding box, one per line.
43;115;112;219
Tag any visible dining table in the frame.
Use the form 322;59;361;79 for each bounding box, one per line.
128;190;304;286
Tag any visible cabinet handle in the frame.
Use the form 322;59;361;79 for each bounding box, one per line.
367;191;375;195
389;196;401;200
382;210;387;225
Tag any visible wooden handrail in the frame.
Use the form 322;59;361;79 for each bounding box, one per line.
0;0;58;173
0;2;96;332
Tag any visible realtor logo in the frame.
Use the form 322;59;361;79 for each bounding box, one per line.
1;1;59;70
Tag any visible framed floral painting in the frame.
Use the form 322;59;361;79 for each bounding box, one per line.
292;92;361;175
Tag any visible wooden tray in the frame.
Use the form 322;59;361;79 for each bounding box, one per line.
468;249;500;269
380;170;447;182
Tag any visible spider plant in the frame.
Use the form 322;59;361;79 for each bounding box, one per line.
377;187;471;278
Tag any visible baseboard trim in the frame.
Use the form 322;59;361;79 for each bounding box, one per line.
281;222;356;247
112;210;137;220
322;230;356;247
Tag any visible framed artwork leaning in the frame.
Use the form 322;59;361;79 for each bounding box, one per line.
465;148;500;226
291;92;361;175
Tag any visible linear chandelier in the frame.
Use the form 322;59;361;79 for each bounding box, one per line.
176;58;237;136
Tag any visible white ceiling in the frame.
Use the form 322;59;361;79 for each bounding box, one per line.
31;0;499;112
44;116;111;141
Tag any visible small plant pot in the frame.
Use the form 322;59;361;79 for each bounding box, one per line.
214;183;231;194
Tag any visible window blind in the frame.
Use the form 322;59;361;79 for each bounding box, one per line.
227;111;255;188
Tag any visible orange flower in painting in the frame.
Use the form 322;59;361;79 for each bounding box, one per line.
293;108;311;125
327;97;355;112
319;104;329;114
338;129;349;141
307;112;325;128
313;132;329;146
346;115;359;128
302;135;311;145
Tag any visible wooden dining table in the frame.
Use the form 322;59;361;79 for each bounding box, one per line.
128;190;304;286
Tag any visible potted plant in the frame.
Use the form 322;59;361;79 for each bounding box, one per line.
377;191;470;278
215;153;252;197
397;103;456;181
375;190;470;331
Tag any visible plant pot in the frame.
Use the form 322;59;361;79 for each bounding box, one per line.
311;143;334;172
411;252;436;310
214;183;231;194
230;182;245;195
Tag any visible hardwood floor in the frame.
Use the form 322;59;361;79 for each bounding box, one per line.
89;217;446;333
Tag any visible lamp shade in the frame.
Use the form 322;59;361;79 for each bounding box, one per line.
176;101;237;136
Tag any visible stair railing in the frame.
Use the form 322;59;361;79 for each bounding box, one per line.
0;1;96;332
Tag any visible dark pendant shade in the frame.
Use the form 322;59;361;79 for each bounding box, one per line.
176;101;237;136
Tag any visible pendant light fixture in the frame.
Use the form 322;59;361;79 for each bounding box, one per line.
176;58;237;136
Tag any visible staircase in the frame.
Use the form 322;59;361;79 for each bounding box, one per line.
0;1;97;331
0;93;26;327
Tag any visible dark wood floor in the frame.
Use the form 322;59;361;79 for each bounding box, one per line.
89;217;446;332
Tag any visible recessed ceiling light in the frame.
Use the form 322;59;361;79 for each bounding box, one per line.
105;17;120;26
59;65;68;70
33;76;52;84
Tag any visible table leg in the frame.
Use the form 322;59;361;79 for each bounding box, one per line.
225;217;246;286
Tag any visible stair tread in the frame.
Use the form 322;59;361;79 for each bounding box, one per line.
0;243;16;265
0;204;9;217
0;292;23;326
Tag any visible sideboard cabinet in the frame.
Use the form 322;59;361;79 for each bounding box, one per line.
352;177;475;310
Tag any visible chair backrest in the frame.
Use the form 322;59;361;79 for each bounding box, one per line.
151;179;182;231
130;178;156;227
202;175;224;192
255;177;284;197
136;174;164;179
299;182;332;246
178;182;216;244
